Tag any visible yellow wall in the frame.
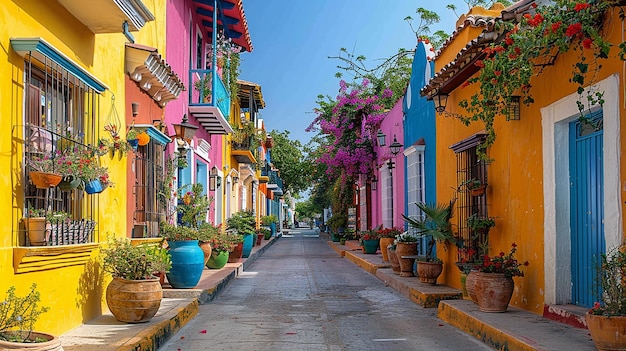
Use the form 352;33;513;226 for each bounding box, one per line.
436;6;626;315
0;0;166;335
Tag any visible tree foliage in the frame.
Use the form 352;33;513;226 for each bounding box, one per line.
268;130;310;196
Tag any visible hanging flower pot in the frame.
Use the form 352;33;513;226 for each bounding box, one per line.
137;131;150;146
127;139;139;151
29;171;62;189
84;179;104;194
57;175;82;191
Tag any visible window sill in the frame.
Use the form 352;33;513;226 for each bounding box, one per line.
13;243;100;274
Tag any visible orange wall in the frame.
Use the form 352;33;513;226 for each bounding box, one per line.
435;7;625;315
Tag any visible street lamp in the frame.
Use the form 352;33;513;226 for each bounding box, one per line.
171;114;199;170
209;166;220;191
376;129;386;147
387;135;403;227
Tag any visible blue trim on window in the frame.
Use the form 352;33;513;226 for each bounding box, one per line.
10;38;108;93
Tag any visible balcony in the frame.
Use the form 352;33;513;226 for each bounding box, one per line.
231;138;257;165
188;69;233;135
267;170;284;196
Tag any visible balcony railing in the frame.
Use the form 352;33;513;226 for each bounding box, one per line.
188;69;230;119
268;170;284;191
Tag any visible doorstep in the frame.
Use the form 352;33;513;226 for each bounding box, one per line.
438;299;596;351
343;249;391;274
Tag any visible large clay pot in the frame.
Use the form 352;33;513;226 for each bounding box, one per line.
242;233;254;258
465;270;480;303
388;246;401;274
166;240;205;289
0;331;63;350
228;242;243;263
106;277;162;323
206;250;229;269
380;237;395;261
474;272;514;312
586;312;626;351
417;261;443;284
198;241;212;264
256;233;264;246
395;242;418;277
362;239;379;254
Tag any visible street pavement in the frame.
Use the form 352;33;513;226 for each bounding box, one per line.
158;228;491;351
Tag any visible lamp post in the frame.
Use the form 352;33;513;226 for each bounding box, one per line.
387;135;403;227
171;114;199;224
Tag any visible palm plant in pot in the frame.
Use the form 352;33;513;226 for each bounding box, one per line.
586;244;626;350
402;199;457;284
0;283;62;350
102;238;171;323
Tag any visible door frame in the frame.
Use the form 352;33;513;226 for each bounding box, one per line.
541;74;621;305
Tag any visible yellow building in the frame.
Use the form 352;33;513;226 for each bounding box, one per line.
0;0;179;335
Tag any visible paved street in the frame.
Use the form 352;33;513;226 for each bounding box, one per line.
159;229;490;351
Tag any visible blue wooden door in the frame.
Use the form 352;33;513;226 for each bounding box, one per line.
569;112;604;308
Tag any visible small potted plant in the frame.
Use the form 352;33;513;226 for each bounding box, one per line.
27;153;63;189
393;230;420;277
126;128;140;151
206;228;235;269
402;200;457;284
227;210;256;258
359;229;380;254
473;243;528;312
102;238;171;323
586;244;626;350
0;283;61;349
462;178;487;196
466;213;496;236
377;227;402;262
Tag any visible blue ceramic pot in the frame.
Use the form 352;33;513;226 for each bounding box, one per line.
128;139;139;151
270;223;276;237
84;179;103;194
166;240;204;289
242;233;254;258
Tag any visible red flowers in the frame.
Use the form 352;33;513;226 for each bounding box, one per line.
551;21;562;33
477;243;528;278
582;38;593;49
574;3;591;11
565;23;582;37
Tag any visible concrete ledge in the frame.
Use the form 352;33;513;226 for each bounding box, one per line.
376;268;462;308
60;298;198;351
326;240;347;257
344;250;390;275
438;300;596;351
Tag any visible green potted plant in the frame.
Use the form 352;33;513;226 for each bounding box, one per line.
206;228;235;269
377;227;402;262
393;230;420;277
159;221;204;289
198;222;219;264
461;179;487;196
402;200;457;284
586;244;626;350
261;214;278;237
466;213;496;236
102;238;171;323
473;243;528;313
0;283;60;348
126;128;139;151
359;229;380;254
227;210;256;258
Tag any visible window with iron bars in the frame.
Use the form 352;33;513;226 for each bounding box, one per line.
20;55;100;246
451;134;489;264
132;142;167;237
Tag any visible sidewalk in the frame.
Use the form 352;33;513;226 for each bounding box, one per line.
59;235;280;351
328;239;597;351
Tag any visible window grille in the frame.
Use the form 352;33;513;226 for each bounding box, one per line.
133;142;166;237
20;54;100;246
451;134;489;263
380;166;393;228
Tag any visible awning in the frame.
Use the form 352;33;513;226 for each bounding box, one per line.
11;37;108;93
193;0;253;52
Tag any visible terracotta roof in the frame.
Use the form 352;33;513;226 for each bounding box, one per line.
420;0;536;98
193;0;253;52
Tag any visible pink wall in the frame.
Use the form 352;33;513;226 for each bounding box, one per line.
371;97;405;230
165;0;223;222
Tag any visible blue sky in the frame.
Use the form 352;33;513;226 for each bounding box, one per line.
238;1;469;144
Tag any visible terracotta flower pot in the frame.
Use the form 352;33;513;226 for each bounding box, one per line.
586;312;626;351
474;272;514;312
465;270;479;304
198;241;212;264
29;171;62;189
379;237;395;261
228;242;243;263
388;246;401;274
395;242;417;277
417;261;443;284
0;331;63;350
106;277;162;323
